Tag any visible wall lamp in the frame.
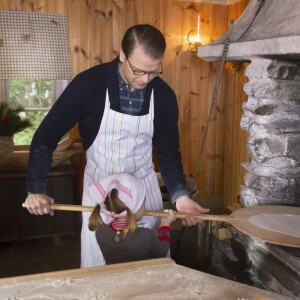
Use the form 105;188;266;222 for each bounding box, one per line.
187;15;202;55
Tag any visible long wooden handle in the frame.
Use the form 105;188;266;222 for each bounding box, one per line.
50;204;229;222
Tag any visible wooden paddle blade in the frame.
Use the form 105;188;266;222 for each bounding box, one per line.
228;205;300;248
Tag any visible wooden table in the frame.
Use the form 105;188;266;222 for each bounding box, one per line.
0;258;291;299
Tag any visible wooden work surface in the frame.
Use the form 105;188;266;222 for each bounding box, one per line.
0;258;291;300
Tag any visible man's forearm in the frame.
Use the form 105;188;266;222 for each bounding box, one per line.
26;143;53;194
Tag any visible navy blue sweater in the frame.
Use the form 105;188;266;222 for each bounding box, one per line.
26;57;190;204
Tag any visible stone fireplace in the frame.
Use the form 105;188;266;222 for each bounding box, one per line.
198;0;300;298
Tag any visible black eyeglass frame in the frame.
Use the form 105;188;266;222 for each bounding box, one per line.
126;57;163;78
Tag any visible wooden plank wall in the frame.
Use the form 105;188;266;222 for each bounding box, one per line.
0;0;250;208
224;0;250;208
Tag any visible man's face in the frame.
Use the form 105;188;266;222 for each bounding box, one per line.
119;45;162;91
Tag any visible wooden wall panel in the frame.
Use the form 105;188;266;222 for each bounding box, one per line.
223;0;250;207
210;5;227;199
0;0;249;208
162;0;174;86
203;5;227;200
179;2;193;175
191;5;209;184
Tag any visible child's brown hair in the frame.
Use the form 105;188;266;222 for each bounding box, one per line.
89;188;137;239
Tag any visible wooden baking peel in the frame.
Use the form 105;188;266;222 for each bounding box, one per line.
47;204;300;248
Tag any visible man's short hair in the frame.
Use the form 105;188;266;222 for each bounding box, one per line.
121;24;166;59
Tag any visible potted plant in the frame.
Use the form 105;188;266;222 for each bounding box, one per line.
0;102;32;154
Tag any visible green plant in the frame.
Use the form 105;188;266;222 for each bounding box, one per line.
0;102;32;136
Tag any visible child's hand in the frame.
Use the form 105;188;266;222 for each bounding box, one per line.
160;209;176;227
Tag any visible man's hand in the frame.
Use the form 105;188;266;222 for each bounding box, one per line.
23;194;54;216
176;195;209;226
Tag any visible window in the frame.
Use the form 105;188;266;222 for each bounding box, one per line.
0;79;67;145
0;11;70;147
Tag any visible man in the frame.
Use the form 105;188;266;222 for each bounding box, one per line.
24;24;209;267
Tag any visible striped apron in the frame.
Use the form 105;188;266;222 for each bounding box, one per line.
81;90;163;267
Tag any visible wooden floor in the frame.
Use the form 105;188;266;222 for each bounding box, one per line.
0;234;81;279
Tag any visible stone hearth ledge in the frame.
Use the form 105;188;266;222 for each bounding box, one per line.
198;36;300;62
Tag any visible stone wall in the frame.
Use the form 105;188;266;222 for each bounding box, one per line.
240;58;300;207
236;58;300;299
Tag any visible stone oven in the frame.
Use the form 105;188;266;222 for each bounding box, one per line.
198;0;300;298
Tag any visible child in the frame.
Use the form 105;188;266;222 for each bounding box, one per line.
88;173;176;265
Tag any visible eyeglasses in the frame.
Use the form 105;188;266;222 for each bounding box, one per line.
127;58;163;78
